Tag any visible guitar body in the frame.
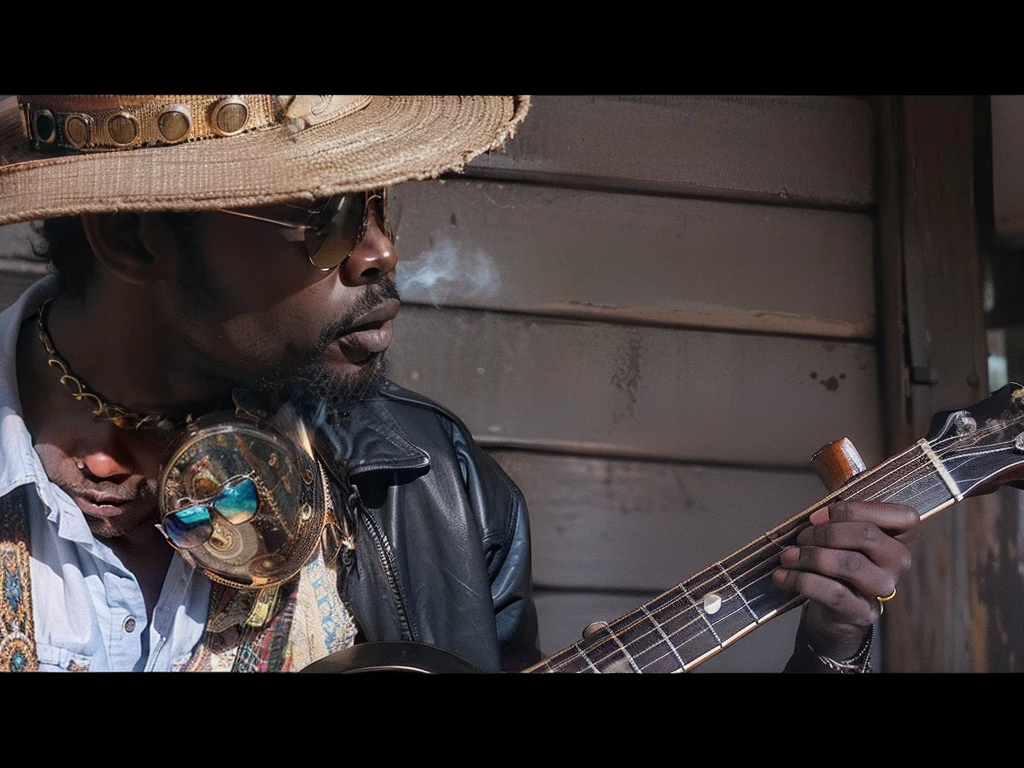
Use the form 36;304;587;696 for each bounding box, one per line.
300;641;481;674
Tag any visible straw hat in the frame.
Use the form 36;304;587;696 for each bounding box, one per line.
0;95;530;226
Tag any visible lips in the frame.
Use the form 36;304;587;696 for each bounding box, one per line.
337;298;400;364
75;480;135;510
78;493;133;519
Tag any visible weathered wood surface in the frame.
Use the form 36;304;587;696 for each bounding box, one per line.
467;96;875;208
884;96;992;672
388;306;885;468
534;590;802;672
964;327;1024;671
990;96;1024;248
393;180;876;339
492;450;824;590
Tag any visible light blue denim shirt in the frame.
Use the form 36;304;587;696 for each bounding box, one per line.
0;277;210;671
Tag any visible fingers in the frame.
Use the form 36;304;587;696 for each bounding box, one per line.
771;500;920;624
809;499;922;544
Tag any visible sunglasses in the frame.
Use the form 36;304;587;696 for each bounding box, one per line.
163;475;260;550
216;189;395;271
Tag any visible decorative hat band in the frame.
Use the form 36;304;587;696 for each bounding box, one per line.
17;95;372;153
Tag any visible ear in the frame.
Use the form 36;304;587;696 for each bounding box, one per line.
81;212;182;286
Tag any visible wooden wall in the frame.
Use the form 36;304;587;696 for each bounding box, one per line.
0;95;931;671
385;96;883;670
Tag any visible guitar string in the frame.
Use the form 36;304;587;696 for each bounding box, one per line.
546;459;950;673
541;421;1024;672
579;433;1024;672
541;455;933;672
608;434;1024;672
541;442;936;670
542;421;1024;671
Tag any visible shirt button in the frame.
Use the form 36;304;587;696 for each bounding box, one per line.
122;616;137;634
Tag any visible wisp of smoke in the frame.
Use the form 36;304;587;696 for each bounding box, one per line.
397;236;501;306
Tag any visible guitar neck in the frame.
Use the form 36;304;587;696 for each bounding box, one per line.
525;439;963;674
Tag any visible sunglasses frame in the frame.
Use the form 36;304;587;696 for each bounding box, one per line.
163;474;261;550
215;188;393;271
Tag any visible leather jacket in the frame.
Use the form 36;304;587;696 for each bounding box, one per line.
314;379;541;673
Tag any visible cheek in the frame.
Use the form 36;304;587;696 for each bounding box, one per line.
195;215;322;314
188;280;337;379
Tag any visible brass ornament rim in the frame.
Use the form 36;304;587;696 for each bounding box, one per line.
106;111;140;148
63;113;93;150
158;414;327;591
157;105;192;144
208;96;249;137
33;108;57;144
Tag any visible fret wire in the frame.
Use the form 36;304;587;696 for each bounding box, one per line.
602;627;643;672
678;583;722;643
547;485;868;672
548;470;930;673
552;497;870;672
639;604;687;670
569;641;602;673
551;563;789;673
540;418;1024;672
715;562;760;622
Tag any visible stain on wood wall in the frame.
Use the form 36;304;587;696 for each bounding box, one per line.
0;95;922;671
386;95;882;670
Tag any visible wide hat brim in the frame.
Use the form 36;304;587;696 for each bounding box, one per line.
0;95;529;225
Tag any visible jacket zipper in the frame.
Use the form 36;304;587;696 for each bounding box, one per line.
355;496;416;642
320;456;415;642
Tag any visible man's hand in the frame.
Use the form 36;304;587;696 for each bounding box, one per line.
771;500;922;665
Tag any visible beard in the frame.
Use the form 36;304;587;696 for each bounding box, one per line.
253;279;399;428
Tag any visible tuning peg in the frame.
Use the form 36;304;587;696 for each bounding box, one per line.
811;437;867;492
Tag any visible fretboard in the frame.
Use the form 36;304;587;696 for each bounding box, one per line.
525;438;963;673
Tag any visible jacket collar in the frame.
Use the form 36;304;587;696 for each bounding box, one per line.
313;379;430;479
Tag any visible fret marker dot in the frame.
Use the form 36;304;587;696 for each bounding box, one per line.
703;593;722;614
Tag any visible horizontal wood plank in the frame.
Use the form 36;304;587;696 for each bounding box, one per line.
388;307;884;468
393;180;876;339
491;450;826;591
467;95;875;207
534;589;801;672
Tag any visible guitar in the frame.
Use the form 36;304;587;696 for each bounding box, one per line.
302;382;1024;673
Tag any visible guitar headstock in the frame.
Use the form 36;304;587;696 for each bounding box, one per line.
926;382;1024;498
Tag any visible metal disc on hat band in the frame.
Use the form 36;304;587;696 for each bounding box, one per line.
209;97;249;137
33;109;57;144
157;106;191;144
63;114;93;149
106;112;140;147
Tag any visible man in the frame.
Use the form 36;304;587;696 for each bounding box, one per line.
0;94;919;673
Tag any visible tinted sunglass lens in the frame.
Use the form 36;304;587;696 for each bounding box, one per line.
308;194;368;270
380;189;399;242
165;505;213;549
212;477;259;524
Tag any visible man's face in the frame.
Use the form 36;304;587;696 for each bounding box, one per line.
173;195;401;422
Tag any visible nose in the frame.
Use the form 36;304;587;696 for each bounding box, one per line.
80;450;133;481
338;208;398;286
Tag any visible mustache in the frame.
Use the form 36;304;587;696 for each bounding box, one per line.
61;479;152;503
316;278;401;350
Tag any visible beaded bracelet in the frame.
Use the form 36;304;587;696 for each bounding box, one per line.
812;622;874;674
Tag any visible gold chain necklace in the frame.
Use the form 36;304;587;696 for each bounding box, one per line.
36;299;187;431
